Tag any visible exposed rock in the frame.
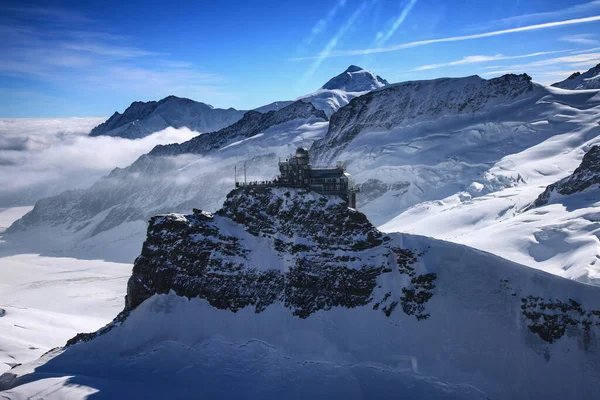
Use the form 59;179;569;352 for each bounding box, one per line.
124;188;431;318
529;145;600;208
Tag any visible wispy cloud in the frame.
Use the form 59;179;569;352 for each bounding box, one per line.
292;15;600;60
493;52;600;70
410;50;572;71
299;1;370;85
481;52;600;84
470;1;600;31
560;33;599;45
303;0;348;45
373;0;417;48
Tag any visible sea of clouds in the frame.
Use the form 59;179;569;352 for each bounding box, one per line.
0;118;198;207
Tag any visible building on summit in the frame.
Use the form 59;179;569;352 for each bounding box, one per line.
236;147;358;208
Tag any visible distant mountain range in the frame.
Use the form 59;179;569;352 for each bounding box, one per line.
90;65;389;139
6;64;600;285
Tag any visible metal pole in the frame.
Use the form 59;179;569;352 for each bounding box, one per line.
234;165;237;187
244;162;247;185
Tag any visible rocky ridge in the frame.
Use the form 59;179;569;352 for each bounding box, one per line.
530;145;600;208
551;63;600;90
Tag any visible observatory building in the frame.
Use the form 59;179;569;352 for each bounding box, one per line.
236;147;358;208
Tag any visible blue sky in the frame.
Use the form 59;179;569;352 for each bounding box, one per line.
1;0;600;117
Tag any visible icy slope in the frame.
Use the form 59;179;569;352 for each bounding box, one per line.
0;206;130;375
2;188;600;399
380;91;600;284
297;65;389;116
552;63;600;90
310;75;600;226
531;144;600;208
90;95;246;139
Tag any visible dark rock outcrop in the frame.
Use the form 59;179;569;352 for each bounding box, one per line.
123;187;435;317
530;145;600;208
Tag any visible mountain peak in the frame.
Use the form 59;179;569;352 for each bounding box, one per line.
552;63;600;90
321;66;389;92
345;65;363;73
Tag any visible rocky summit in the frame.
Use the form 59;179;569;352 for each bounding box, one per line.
125;187;435;319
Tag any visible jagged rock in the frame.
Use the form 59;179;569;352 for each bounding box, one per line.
124;187;433;318
530;145;600;208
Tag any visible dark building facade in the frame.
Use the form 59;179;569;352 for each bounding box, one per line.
277;147;358;208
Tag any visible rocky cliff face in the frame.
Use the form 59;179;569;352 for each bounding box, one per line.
530;145;600;208
125;187;435;320
90;95;246;139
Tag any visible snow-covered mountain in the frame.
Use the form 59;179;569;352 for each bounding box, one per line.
6;70;600;286
297;65;389;116
90;95;247;139
380;88;600;284
90;65;386;139
2;188;599;399
552;63;600;90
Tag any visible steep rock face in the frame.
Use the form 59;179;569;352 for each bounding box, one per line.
530;145;600;208
312;74;536;164
90;96;246;139
125;187;432;319
552;63;600;90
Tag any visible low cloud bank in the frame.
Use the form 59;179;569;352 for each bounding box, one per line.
0;118;197;206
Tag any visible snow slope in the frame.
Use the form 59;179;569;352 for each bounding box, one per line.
380;88;600;284
2;188;599;399
89;96;246;139
0;207;131;375
552;63;600;90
